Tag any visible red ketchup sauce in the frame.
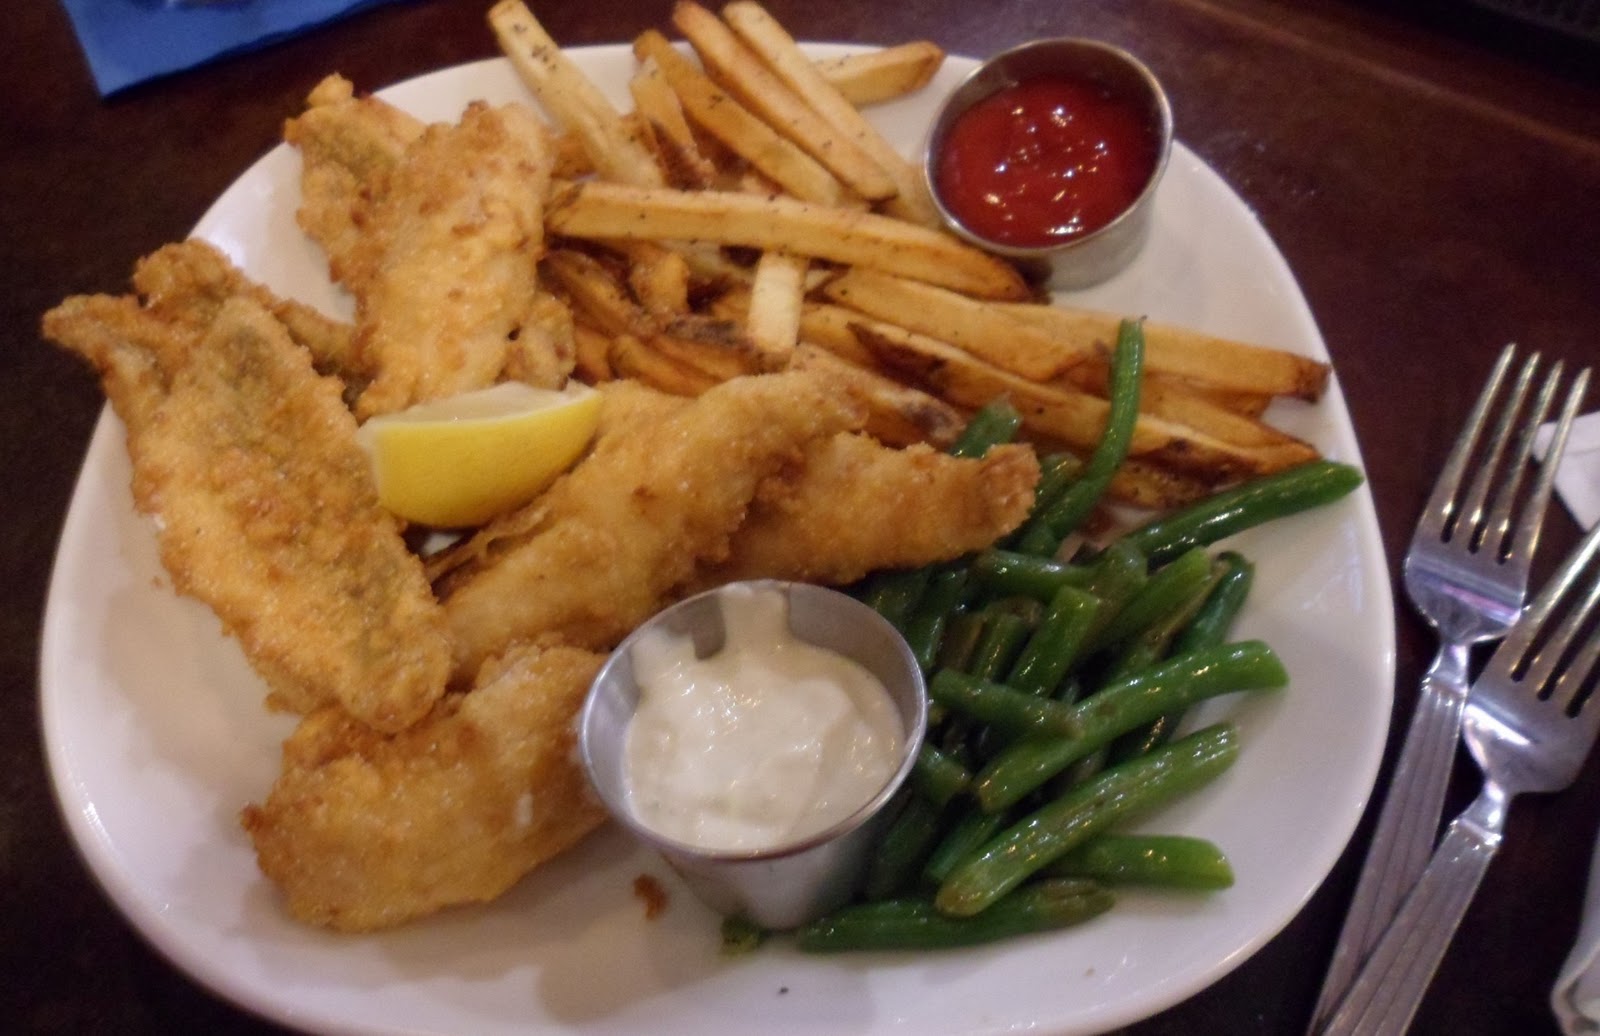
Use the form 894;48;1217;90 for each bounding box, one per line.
934;76;1159;249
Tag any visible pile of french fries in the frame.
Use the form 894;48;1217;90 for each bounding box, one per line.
490;0;1331;509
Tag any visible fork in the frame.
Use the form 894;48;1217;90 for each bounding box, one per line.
1309;345;1590;1029
1318;517;1600;1036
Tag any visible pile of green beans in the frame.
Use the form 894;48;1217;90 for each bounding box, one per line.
789;319;1365;953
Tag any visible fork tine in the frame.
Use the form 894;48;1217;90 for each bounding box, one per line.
1481;359;1566;559
1493;522;1600;684
1415;344;1518;540
1452;349;1539;548
1506;365;1592;565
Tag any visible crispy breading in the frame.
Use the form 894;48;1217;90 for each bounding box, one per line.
242;642;606;931
435;369;866;677
42;286;450;733
344;100;570;416
696;434;1040;587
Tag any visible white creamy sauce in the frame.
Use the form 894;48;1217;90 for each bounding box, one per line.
622;586;904;853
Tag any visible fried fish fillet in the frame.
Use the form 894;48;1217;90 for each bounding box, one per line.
287;79;573;417
242;642;605;931
43;283;450;733
436;369;867;678
695;434;1040;587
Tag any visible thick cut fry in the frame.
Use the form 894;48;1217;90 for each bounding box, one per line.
488;0;663;187
722;1;941;226
824;268;1087;381
654;314;767;380
43;283;450;734
571;323;614;382
694;433;1039;587
672;1;896;201
607;333;721;395
629;56;720;189
792;344;965;448
543;249;654;338
852;319;1318;480
1000;302;1331;402
633;29;850;206
242;643;606;931
436;371;867;676
745;251;807;368
796;299;878;367
813;42;946;107
548;180;1031;300
624;241;694;316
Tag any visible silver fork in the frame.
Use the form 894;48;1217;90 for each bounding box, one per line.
1309;345;1590;1029
1319;517;1600;1036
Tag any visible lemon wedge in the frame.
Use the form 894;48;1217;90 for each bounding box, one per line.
356;381;601;528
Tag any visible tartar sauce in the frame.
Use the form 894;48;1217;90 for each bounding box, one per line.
621;585;904;853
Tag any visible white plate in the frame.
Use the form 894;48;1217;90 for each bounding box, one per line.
42;46;1394;1036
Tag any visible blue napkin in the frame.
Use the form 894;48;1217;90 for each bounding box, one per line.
61;0;412;96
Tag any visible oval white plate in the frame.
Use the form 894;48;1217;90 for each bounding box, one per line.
42;45;1393;1036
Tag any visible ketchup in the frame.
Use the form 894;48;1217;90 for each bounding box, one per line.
934;76;1158;249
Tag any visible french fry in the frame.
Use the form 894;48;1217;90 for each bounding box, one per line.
1000;302;1331;402
792;343;964;448
813;41;946;107
607;333;720;395
795;300;878;367
1107;457;1219;510
744;251;807;368
633;29;851;206
547;180;1031;300
672;1;897;202
572;323;615;382
542;249;654;339
722;1;941;227
851;319;1316;480
656;313;770;378
487;0;664;188
618;241;693;316
823;268;1087;382
628;57;720;189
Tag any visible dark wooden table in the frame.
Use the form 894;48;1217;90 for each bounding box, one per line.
6;0;1598;1032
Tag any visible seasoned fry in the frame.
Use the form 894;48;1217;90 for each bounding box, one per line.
722;1;941;226
628;56;720;189
488;0;663;187
547;180;1031;300
796;299;879;367
625;241;694;316
852;319;1318;480
1000;302;1331;402
673;1;896;201
813;41;946;107
745;251;807;367
543;248;653;338
571;323;614;382
824;268;1087;381
607;333;720;395
656;313;768;379
633;29;850;206
791;343;964;448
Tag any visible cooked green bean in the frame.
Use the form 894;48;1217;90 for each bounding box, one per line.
860;566;932;630
975;641;1286;812
1115;459;1364;566
936;610;986;673
865;792;947;900
928;669;1083;740
937;724;1240;916
797;879;1114;952
949;399;1024;458
1005;585;1101;697
903;565;970;673
968;609;1035;681
1043;834;1234;890
970;549;1096;601
912;743;973;808
922;806;1011;885
1087;546;1214;654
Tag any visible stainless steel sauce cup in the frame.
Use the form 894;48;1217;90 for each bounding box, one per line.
924;37;1174;290
578;580;928;930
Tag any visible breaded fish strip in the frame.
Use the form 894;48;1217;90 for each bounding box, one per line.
242;643;605;931
437;370;866;677
42;289;450;733
346;100;569;416
283;74;426;294
697;434;1041;587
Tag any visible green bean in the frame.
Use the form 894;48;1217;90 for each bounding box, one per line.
864;792;946;900
974;640;1286;812
928;669;1083;740
1086;546;1214;654
1115;459;1364;566
912;743;973;808
797;879;1114;952
970;549;1097;601
967;609;1035;681
936;723;1240;916
1005;585;1101;697
1019;319;1145;550
922;806;1011;885
1043;834;1235;890
949;399;1023;458
860;566;932;630
1082;541;1148;640
935;611;986;673
903;565;970;673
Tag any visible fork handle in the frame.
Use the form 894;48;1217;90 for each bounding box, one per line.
1309;644;1471;1027
1316;781;1507;1036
